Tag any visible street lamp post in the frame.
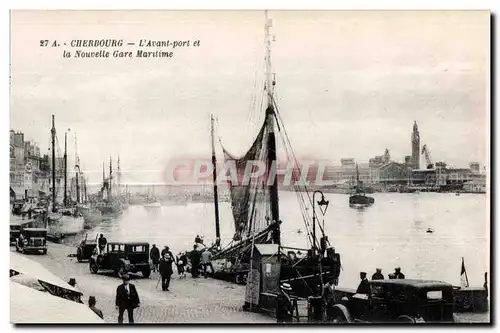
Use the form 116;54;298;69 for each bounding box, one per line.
312;190;329;294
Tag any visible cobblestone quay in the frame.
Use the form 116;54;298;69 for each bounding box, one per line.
13;243;274;324
11;243;489;323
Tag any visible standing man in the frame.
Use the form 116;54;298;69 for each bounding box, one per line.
356;272;370;294
372;268;384;280
189;245;201;278
115;274;140;324
394;267;405;279
322;279;336;321
150;244;160;272
159;253;174;291
98;234;107;254
201;249;214;278
276;283;294;323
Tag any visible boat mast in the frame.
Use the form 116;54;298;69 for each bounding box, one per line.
211;114;221;247
117;155;121;195
264;10;280;230
75;134;80;204
64;131;68;206
109;157;112;199
356;163;360;193
51;115;56;212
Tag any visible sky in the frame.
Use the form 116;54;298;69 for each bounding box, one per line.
10;10;490;184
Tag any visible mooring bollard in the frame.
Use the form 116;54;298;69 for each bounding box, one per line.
307;296;324;323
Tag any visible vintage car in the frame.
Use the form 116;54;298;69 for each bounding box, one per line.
15;228;48;255
330;279;455;323
89;242;151;278
12;200;25;215
10;223;22;245
76;239;98;262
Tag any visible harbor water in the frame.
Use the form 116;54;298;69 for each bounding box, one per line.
71;191;489;290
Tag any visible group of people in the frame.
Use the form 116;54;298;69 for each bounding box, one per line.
151;243;215;280
356;267;406;294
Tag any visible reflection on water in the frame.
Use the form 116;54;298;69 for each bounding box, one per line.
69;192;488;289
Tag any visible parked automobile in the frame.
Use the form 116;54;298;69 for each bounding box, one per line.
12;200;25;215
89;242;151;278
10;223;22;246
15;228;48;255
76;239;98;262
330;279;455;323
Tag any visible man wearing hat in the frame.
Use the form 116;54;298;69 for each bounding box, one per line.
150;244;160;272
372;268;384;280
115;274;140;324
276;283;294;323
159;252;174;291
68;278;77;287
394;267;405;279
88;296;103;319
356;272;370;294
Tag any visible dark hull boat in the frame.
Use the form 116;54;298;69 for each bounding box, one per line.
349;165;374;208
349;194;374;208
189;12;342;301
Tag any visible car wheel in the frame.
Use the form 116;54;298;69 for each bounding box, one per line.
331;307;351;324
90;261;99;274
331;313;347;324
142;269;151;278
42;249;47;255
397;315;416;323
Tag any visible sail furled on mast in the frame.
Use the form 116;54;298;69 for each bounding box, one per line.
220;115;275;242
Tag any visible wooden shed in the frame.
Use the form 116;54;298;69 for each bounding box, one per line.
244;244;281;313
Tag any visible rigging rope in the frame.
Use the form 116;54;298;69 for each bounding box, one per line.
271;95;328;246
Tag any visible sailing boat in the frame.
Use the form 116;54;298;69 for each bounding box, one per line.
193;12;342;299
348;164;375;208
143;185;161;210
95;159;123;215
47;115;85;237
70;138;102;229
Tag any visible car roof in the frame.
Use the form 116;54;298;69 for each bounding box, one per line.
108;242;149;246
23;228;47;232
370;279;452;289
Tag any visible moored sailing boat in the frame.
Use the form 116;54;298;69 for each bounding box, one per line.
193;12;342;300
349;164;375;208
47;115;84;237
95;159;123;216
143;185;161;210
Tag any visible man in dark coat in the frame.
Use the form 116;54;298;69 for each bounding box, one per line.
276;283;294;323
150;244;160;272
115;274;140;324
189;245;201;278
394;267;405;279
372;268;384;280
356;272;370;294
98;234;107;254
159;253;174;291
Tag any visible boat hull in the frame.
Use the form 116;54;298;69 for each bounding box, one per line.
349;194;374;208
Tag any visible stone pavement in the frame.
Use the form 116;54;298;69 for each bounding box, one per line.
12;243;274;324
10;243;489;324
